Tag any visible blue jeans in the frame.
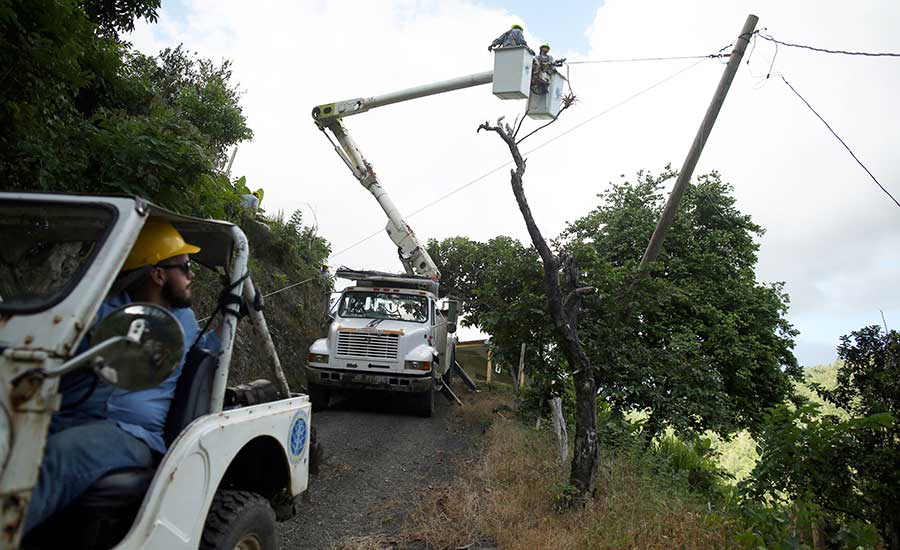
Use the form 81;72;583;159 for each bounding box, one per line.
23;415;154;536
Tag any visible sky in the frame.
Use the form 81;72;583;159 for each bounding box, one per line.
130;0;900;367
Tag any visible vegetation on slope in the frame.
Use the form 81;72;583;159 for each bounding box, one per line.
2;0;332;387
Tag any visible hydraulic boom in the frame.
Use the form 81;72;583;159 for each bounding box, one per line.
312;70;494;278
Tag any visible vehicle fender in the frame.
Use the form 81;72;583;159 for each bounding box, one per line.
115;396;312;550
405;343;436;363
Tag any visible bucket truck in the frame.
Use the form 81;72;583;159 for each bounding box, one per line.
304;45;563;416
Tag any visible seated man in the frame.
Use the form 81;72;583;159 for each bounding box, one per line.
23;220;218;536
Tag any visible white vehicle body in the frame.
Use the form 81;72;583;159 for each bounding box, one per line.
307;281;449;395
305;270;455;416
0;193;311;549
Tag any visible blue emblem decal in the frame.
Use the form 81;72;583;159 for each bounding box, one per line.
288;411;308;464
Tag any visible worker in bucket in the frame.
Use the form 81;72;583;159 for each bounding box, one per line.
488;23;528;51
532;43;566;94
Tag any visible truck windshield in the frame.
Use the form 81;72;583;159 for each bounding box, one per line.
338;291;429;323
0;201;114;313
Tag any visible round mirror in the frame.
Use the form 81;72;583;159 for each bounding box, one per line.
91;303;185;391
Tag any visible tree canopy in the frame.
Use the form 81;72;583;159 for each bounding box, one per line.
1;0;250;219
433;168;800;440
428;235;555;386
563;167;800;439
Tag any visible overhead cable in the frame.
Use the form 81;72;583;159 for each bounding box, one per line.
758;33;900;58
567;53;727;64
330;56;713;261
780;75;900;209
255;51;722;303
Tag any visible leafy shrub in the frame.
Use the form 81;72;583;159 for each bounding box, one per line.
743;326;900;549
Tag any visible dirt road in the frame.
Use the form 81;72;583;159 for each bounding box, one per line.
278;389;482;549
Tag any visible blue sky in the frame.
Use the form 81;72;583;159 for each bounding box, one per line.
479;0;602;54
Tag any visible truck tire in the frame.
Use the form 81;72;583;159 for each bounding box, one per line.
200;490;276;550
415;384;434;418
307;383;330;411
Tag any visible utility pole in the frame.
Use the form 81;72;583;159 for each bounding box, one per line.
639;14;759;268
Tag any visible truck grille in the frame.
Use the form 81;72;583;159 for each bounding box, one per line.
336;331;400;360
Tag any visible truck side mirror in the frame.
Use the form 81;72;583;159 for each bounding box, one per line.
446;300;459;334
90;303;185;391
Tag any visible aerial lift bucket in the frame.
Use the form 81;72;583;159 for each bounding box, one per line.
492;45;534;100
527;71;566;119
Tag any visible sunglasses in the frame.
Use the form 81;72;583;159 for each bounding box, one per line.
155;260;193;275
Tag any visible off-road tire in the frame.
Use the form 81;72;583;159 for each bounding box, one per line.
307;382;330;412
415;384;434;418
200;490;276;550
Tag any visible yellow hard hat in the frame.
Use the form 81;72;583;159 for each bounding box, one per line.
122;220;201;271
540;43;550;51
253;188;264;202
511;24;523;30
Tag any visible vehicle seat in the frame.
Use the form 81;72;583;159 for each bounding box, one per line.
24;347;218;550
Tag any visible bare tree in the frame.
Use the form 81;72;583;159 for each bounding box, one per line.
477;102;599;501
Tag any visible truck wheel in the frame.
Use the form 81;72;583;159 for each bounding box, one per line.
415;385;434;418
200;490;276;550
307;383;330;411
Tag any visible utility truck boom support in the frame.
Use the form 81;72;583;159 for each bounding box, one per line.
312;70;495;278
307;48;544;414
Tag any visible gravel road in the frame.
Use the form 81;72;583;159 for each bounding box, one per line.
278;389;482;549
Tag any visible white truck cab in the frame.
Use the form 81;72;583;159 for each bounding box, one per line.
305;269;457;417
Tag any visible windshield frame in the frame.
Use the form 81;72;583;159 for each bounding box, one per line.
0;199;118;315
337;290;430;324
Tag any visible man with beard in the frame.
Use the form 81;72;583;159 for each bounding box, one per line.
23;220;218;536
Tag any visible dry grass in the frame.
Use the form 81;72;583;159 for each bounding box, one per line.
401;403;742;550
335;390;744;549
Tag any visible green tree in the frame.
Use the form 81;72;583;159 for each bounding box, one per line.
745;326;900;549
562;168;800;440
0;1;251;220
428;236;556;389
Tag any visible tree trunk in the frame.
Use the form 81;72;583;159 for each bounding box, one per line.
478;119;599;500
570;371;598;493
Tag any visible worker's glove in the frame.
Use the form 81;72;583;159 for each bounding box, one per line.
487;46;493;52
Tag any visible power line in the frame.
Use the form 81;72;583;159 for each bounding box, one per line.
567;53;727;64
330;56;712;261
256;54;717;305
758;33;900;58
780;75;900;209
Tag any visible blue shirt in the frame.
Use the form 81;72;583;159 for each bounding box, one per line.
58;293;220;454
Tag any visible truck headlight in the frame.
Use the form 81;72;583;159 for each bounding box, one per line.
404;360;431;371
307;353;329;365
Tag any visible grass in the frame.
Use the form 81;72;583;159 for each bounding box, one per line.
396;396;743;550
340;364;848;550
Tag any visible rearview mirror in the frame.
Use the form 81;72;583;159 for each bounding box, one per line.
446;300;459;334
90;303;185;391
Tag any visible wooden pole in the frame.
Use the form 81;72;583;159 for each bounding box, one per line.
639;14;759;269
486;347;493;382
550;396;568;463
518;342;526;389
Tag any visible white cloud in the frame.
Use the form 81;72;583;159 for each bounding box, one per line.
130;0;900;366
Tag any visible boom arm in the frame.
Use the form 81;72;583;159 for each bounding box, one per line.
313;71;494;278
